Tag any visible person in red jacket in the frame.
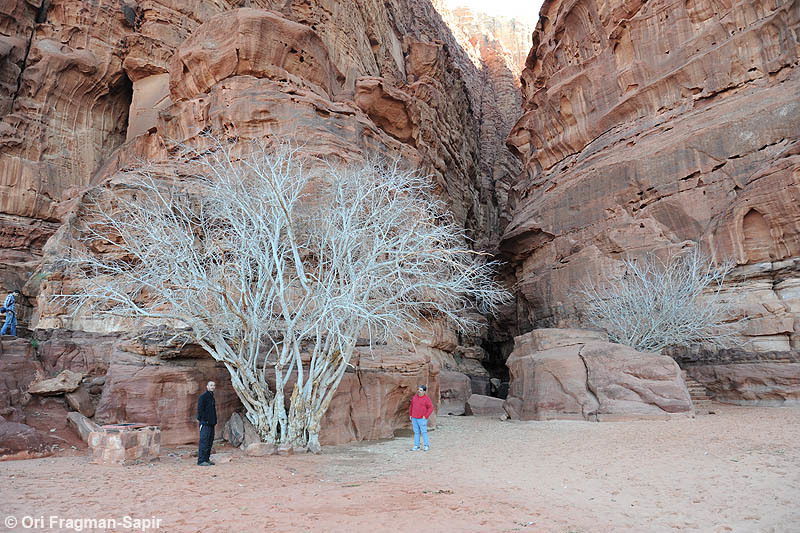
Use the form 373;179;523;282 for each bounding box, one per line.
409;384;433;451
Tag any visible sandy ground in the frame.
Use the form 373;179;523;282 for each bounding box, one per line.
1;404;799;533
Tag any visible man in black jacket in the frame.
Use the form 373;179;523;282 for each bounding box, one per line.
196;381;217;466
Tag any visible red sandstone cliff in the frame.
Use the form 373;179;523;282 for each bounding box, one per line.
434;1;531;235
0;0;526;451
503;0;800;350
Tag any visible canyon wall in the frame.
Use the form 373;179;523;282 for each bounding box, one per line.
0;0;525;449
0;0;133;325
435;2;531;236
503;0;800;350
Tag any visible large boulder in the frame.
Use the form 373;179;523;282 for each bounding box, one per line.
0;418;63;460
505;344;599;421
465;394;506;417
94;348;239;445
439;371;471;415
505;329;692;421
27;369;84;396
582;343;694;420
318;346;439;446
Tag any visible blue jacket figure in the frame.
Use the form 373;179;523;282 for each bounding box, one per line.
1;290;20;336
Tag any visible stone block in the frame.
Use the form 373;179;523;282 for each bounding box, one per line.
465;394;506;417
88;424;160;464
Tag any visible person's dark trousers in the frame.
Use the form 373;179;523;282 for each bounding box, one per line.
198;424;214;464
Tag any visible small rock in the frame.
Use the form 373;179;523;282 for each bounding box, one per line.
245;443;276;457
277;443;294;456
87;376;106;387
210;452;233;464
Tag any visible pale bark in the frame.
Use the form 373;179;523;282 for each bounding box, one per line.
52;137;511;450
578;247;742;352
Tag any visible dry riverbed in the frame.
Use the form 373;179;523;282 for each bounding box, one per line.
2;404;799;532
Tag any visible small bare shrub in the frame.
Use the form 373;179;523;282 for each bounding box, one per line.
577;247;741;352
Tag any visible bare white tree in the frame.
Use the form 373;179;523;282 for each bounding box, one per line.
577;247;741;353
53;138;511;452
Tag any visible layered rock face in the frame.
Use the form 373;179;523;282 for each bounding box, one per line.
0;332;441;451
504;329;693;421
502;0;800;350
438;4;533;73
319;347;440;445
24;0;521;327
434;1;528;243
672;347;800;405
93;345;240;446
0;0;527;450
0;0;132;312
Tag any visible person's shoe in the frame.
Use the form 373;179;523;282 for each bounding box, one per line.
411;446;420;451
423;446;429;451
207;461;216;465
198;461;213;466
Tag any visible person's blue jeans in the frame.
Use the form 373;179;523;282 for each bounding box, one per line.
1;312;16;336
412;417;429;448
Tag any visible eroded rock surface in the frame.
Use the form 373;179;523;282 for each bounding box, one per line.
502;0;800;349
1;0;521;458
319;346;440;446
0;0;525;454
93;347;239;446
0;0;133;306
673;346;800;405
439;370;471;415
505;329;692;420
690;363;800;406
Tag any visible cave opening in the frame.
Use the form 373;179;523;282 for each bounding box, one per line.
479;332;515;399
111;70;134;147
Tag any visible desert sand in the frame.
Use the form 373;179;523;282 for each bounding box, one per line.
2;404;799;533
